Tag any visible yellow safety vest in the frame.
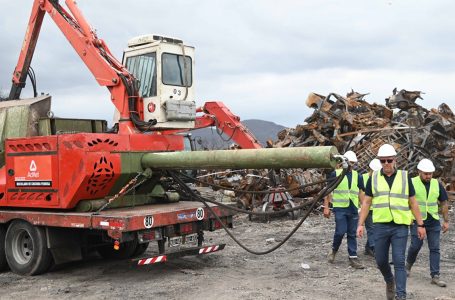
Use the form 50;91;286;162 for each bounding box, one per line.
412;176;440;221
362;173;373;211
371;170;412;225
332;169;359;208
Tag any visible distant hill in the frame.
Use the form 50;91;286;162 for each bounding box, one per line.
190;119;286;149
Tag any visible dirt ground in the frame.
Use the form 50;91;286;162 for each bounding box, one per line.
0;209;454;300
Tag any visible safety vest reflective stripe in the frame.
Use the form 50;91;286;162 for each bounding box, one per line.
389;205;410;211
372;203;410;211
332;169;359;208
411;177;440;221
371;170;412;225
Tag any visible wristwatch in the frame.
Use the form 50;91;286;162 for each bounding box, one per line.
417;223;425;228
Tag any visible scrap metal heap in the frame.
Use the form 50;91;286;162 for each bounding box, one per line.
192;88;455;213
272;88;455;192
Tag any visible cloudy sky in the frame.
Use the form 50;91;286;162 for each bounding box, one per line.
1;0;455;127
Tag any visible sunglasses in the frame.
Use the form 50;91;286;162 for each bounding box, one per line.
380;159;394;164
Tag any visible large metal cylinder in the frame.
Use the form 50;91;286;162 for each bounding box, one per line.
141;146;338;170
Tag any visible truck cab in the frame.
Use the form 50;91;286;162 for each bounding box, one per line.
122;34;196;129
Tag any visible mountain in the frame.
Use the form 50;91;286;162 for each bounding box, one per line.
190;119;286;149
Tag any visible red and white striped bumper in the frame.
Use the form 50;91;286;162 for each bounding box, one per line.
135;244;225;266
137;255;167;265
198;245;221;254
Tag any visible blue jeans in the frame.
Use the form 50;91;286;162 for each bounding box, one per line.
407;217;441;277
365;210;375;251
374;223;408;299
332;208;358;257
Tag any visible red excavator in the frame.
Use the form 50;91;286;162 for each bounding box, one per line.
0;0;337;275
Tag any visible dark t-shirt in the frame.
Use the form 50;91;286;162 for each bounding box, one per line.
364;169;415;197
328;170;364;214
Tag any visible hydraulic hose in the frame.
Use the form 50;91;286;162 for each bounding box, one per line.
169;165;347;255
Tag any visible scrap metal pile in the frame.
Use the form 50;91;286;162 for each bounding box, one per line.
193;88;455;213
271;88;455;192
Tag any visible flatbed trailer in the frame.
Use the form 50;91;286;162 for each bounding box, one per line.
0;201;233;275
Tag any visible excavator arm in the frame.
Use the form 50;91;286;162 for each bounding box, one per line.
194;101;262;149
8;0;151;134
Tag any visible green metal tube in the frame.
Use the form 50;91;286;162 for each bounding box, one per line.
141;146;338;170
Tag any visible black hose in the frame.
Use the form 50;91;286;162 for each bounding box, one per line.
169;166;347;255
27;67;37;97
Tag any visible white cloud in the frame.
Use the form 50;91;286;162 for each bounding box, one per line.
1;1;455;129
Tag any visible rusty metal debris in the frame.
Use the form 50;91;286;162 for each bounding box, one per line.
272;88;455;192
193;88;455;214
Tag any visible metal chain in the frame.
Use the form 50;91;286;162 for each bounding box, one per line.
95;172;147;214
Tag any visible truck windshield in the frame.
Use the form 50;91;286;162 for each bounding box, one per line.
125;53;157;97
162;53;192;87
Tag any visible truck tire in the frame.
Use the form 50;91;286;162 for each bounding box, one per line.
5;220;53;276
97;239;138;259
0;226;8;271
132;242;149;257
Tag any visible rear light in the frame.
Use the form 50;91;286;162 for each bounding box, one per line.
179;223;194;234
210;219;223;231
138;229;162;242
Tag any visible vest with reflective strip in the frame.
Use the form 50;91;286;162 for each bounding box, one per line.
411;177;440;221
332;169;359;208
371;170;412;225
362;173;373;211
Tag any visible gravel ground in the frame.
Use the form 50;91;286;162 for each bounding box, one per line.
0;210;454;300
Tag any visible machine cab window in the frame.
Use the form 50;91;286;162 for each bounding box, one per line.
162;53;192;87
125;53;157;97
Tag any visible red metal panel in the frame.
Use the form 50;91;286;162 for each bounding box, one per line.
5;136;59;208
58;134;124;209
128;134;184;152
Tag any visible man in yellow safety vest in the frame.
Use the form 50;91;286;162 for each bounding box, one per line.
357;144;426;300
406;158;449;287
324;150;364;269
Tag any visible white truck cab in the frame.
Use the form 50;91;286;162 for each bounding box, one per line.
122;34;196;129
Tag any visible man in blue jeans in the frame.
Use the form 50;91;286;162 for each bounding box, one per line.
406;159;449;287
324;151;364;269
357;144;426;300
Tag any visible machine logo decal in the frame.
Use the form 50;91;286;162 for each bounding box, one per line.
14;156;52;187
29;160;37;172
144;215;154;228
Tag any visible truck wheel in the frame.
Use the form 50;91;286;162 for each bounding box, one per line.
5;220;53;276
132;242;149;257
97;239;138;259
0;226;8;271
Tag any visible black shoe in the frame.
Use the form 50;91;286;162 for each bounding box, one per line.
364;247;375;257
386;279;395;300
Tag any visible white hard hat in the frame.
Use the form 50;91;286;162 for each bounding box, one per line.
417;158;435;172
377;144;397;157
343;150;358;163
369;158;382;171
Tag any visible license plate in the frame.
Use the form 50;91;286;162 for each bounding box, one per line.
169;236;182;247
184;233;198;244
